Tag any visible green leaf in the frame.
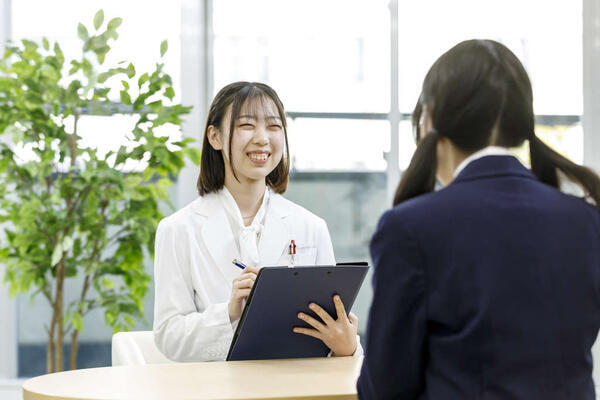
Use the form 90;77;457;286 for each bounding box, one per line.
138;73;149;87
40;63;59;80
160;40;168;57
185;147;202;166
68;60;80;75
164;87;175;100
97;71;111;83
124;174;142;187
157;178;171;188
126;63;136;78
54;42;65;65
105;310;117;326
42;37;50;51
107;17;123;31
142;168;154;181
72;312;83;332
51;242;63;267
62;236;74;252
102;277;115;289
120;90;131;105
94;10;104;30
77;23;89;41
123;314;136;327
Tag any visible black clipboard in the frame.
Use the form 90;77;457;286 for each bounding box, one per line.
226;264;369;361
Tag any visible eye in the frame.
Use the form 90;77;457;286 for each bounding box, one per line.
269;124;282;130
238;123;254;128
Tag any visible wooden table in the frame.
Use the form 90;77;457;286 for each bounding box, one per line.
23;356;363;400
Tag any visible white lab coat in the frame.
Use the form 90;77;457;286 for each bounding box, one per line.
153;190;362;361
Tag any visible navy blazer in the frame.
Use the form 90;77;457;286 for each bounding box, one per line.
357;156;600;400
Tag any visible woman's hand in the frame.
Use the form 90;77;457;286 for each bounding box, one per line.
228;266;259;322
293;295;358;356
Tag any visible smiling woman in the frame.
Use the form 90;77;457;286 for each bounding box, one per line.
198;82;290;195
152;81;364;362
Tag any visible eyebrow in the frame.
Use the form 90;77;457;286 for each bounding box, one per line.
237;114;282;121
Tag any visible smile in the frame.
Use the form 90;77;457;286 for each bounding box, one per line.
247;152;270;162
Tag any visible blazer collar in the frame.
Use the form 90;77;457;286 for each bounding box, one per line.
452;155;536;185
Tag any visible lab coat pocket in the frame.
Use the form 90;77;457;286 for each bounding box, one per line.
294;247;317;266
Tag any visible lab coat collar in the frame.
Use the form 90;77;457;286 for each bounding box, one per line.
192;192;241;283
191;190;293;272
259;193;292;266
191;189;292;218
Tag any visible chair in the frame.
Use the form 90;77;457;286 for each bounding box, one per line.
111;331;173;366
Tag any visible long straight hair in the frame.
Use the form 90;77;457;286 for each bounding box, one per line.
394;39;600;207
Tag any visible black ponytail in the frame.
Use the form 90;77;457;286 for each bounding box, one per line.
393;131;438;205
530;136;600;206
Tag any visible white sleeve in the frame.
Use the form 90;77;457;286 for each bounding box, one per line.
315;217;336;265
153;219;234;362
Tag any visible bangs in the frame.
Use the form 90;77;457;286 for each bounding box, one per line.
229;89;286;130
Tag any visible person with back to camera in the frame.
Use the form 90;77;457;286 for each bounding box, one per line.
357;39;600;399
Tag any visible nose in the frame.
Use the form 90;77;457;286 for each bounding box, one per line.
253;125;269;145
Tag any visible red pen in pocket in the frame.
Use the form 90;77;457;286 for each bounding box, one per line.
289;240;296;266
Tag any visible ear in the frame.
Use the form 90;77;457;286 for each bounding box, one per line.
207;125;223;151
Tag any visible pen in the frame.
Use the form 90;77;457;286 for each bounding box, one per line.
289;240;296;267
232;259;246;270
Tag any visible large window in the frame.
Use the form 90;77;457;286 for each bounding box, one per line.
395;0;583;166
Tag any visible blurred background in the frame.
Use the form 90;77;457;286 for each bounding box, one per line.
1;0;599;395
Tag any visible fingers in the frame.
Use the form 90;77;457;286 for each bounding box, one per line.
293;327;322;340
233;278;255;290
243;266;260;275
232;288;251;300
297;312;325;331
308;302;335;325
234;272;257;283
348;312;358;325
333;295;349;322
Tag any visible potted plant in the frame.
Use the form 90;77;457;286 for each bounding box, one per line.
0;10;199;373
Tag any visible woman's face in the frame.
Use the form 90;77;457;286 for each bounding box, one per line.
210;97;285;185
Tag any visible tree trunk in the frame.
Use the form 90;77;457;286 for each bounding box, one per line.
70;274;90;370
55;258;65;372
70;330;79;370
46;309;56;373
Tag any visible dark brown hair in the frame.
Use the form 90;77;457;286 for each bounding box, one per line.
197;82;290;196
394;39;600;207
412;94;423;144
